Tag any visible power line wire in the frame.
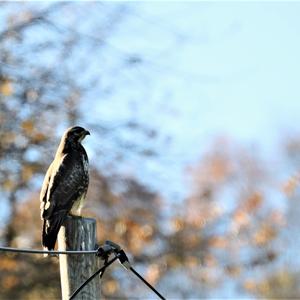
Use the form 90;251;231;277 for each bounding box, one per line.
116;249;166;300
68;242;166;300
115;249;166;300
0;246;97;255
69;254;119;300
0;242;166;300
129;266;166;300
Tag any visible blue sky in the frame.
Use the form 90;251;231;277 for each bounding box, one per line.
81;2;300;202
2;1;300;204
1;2;299;296
137;1;300;144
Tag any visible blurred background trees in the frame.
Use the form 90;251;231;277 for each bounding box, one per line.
0;2;299;299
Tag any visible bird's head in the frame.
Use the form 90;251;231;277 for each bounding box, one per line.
65;126;90;144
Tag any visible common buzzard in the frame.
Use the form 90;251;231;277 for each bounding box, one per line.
40;126;90;252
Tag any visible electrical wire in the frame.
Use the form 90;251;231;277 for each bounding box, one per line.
116;250;166;300
129;266;166;300
69;254;119;300
0;246;97;255
0;243;167;300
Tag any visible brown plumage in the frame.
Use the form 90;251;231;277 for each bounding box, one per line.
40;126;90;253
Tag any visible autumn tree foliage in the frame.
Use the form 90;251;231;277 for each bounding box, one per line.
1;137;285;299
0;2;151;245
251;135;300;299
0;3;163;299
152;137;284;297
0;2;298;300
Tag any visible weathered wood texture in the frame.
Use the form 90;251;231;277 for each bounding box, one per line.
58;216;100;300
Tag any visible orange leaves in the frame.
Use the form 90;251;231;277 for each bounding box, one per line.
145;264;161;285
185;256;198;267
171;217;185;232
165;254;181;268
253;224;276;246
21;120;47;143
140;224;154;239
243;278;257;292
243;192;262;213
230;192;264;234
231;201;278;247
21;120;34;134
232;210;250;229
0;257;18;271
113;218;155;255
204;254;218;267
269;210;285;226
208;156;231;183
31;132;47;143
245;271;295;298
102;280;119;295
3;179;16;191
21;165;34;182
0;78;13;96
115;220;153;241
21;120;34;133
282;173;300;197
208;236;228;249
191;154;232;187
244;272;292;296
233;193;263;225
0;258;19;289
20;164;41;183
1;132;16;149
1;275;19;289
184;197;223;230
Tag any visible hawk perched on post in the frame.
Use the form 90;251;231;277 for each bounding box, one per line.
40;126;90;252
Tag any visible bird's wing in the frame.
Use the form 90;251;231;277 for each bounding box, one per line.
40;162;53;219
41;152;86;220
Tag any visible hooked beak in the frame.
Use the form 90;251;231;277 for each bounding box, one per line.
78;130;90;142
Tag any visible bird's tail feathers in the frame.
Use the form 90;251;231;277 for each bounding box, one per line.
42;213;66;257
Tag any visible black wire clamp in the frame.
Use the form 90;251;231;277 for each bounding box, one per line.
69;241;166;300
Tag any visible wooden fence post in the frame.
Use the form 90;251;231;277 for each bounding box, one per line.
58;215;100;300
